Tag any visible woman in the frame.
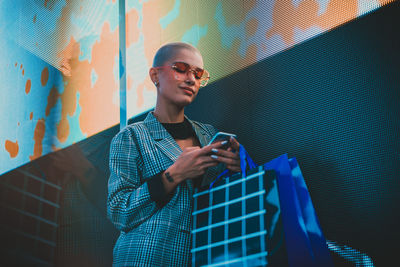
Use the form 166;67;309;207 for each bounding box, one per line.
107;42;241;266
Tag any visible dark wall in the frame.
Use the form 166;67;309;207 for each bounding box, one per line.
186;2;400;266
0;124;120;266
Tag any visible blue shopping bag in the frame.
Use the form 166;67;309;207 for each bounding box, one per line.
202;146;333;266
264;154;333;267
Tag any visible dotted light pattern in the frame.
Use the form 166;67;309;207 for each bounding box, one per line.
0;0;395;175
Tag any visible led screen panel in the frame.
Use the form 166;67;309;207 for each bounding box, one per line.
0;0;120;175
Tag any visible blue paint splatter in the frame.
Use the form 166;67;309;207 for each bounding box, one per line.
159;0;181;29
78;35;100;62
91;68;98;88
181;25;208;47
62;91;86;146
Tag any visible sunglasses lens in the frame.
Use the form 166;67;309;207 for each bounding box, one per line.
173;62;189;73
171;62;209;85
194;69;205;80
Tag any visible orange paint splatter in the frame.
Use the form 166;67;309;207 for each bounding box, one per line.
127;75;133;90
46;87;60;116
20;64;23;69
22;69;25;76
29;119;46;161
57;22;119;141
126;8;140;47
221;0;257;26
57;117;70;143
378;0;395;5
137;83;145;108
30;112;33;120
246;18;258;38
15;62;17;67
318;0;358;29
266;0;358;45
78;22;119;137
5;140;19;158
44;0;49;8
33;14;37;23
41;67;49;86
25;79;31;94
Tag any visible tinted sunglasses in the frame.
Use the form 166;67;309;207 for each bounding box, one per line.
156;61;210;87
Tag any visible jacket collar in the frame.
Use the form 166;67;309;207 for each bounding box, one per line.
143;111;210;162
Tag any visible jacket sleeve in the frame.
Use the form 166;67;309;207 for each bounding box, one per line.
107;127;159;232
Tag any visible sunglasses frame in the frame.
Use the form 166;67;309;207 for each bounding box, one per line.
155;61;210;87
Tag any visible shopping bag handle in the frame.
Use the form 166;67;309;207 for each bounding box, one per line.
239;144;257;173
209;144;257;189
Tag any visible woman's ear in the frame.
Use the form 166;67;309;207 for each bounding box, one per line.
149;67;159;87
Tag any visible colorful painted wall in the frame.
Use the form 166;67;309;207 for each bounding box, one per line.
0;0;394;176
125;0;394;117
0;0;120;175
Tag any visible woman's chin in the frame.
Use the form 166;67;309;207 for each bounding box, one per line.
175;95;195;107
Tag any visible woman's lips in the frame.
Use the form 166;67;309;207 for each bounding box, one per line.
181;87;194;95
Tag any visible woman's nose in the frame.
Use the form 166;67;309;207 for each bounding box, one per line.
185;71;196;85
184;78;195;86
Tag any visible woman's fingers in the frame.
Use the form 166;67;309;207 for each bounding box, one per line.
210;154;240;166
209;139;242;173
230;137;240;151
210;147;239;160
183;139;242;175
203;161;220;169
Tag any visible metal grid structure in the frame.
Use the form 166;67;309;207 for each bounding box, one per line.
192;167;276;266
0;164;62;266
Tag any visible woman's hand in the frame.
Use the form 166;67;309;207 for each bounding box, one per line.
210;137;241;173
166;141;227;184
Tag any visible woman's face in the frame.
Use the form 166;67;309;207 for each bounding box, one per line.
155;48;204;108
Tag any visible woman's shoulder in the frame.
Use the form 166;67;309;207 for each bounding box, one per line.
112;121;149;142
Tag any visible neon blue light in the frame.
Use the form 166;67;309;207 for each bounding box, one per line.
259;169;266;254
192;210;266;234
192;190;265;216
191;230;267;253
193;170;265;198
241;170;246;261
208;189;213;264
203;252;269;267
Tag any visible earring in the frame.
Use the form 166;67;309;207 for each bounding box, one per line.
154;81;159;86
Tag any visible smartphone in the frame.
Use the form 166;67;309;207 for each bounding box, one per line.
208;132;237;148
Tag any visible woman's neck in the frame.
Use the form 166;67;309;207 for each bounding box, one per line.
153;104;185;123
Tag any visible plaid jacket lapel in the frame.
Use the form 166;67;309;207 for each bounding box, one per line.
185;116;210;148
144;112;182;162
143;112;212;163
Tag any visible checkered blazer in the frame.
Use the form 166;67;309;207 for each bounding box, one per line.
107;112;219;266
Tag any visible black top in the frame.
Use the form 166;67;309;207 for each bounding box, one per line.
161;118;196;140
